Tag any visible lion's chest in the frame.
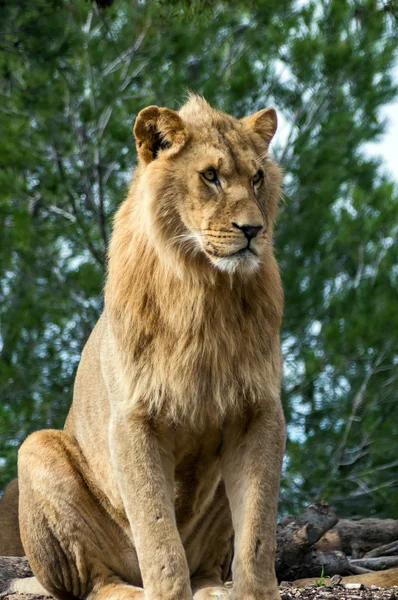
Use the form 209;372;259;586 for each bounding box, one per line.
173;427;224;539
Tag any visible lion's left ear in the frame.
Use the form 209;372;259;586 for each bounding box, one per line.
134;105;189;165
241;108;278;146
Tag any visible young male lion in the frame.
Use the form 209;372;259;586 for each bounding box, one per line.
17;95;285;600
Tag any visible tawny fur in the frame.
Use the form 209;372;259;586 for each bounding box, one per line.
14;95;285;600
105;97;283;428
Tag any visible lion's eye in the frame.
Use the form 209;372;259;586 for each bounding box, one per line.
201;168;218;183
252;170;264;186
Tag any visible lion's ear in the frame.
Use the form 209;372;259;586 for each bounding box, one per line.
241;108;277;146
134;106;189;164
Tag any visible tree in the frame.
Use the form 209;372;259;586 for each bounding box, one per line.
0;0;397;517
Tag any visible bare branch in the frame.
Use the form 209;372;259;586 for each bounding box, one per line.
349;478;398;498
350;556;398;570
96;161;108;250
364;541;398;558
53;149;105;269
354;244;365;288
48;205;77;222
317;347;390;497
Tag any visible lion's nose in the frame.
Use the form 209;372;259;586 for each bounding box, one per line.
232;223;263;241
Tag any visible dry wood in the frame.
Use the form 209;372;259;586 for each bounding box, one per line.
365;541;398;559
275;503;340;580
317;519;398;558
295;503;339;546
350;556;398;571
296;549;352;578
348;565;374;575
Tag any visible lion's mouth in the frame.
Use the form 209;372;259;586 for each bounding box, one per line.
231;244;258;257
206;244;258;259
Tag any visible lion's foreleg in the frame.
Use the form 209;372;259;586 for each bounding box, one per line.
109;411;192;600
221;403;285;600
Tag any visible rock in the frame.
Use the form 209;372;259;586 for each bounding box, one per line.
0;557;32;592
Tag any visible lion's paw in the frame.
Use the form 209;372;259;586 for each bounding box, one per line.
193;586;231;600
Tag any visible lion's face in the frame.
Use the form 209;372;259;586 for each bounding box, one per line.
133;96;281;275
177;129;272;274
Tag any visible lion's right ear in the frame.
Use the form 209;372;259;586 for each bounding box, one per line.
241;108;278;146
133;106;189;164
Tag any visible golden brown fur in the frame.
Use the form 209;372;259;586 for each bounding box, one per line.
15;95;286;600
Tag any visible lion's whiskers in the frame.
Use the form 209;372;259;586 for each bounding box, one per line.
254;150;269;164
168;231;202;256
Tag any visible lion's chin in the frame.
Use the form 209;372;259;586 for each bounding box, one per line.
207;249;261;275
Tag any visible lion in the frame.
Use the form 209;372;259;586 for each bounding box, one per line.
14;94;286;600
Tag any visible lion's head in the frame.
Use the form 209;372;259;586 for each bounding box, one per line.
132;94;282;275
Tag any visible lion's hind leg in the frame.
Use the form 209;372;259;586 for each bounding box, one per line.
191;576;231;600
86;580;144;600
18;430;143;600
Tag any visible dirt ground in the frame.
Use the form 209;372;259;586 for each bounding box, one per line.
1;584;398;600
0;558;397;600
1;586;398;600
279;581;398;600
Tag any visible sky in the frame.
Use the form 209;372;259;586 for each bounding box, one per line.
291;0;398;183
272;68;398;183
365;98;398;181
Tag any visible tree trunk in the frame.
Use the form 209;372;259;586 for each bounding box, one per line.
316;518;398;558
275;502;341;580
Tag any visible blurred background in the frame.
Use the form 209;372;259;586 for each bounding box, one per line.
0;0;397;519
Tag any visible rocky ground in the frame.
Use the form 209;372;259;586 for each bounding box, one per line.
0;557;32;595
279;581;398;600
1;557;397;600
2;584;398;600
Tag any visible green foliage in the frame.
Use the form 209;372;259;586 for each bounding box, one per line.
314;566;329;587
0;0;397;517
